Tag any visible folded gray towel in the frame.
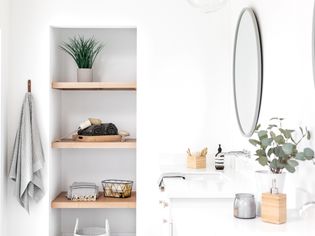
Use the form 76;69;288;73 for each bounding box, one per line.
9;93;45;213
67;182;99;200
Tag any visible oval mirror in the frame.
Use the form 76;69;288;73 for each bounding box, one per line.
233;8;263;137
313;2;315;83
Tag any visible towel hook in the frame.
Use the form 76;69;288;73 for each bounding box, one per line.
28;80;31;93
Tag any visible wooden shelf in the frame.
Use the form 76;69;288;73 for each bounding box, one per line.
52;139;136;149
51;192;136;209
52;81;136;91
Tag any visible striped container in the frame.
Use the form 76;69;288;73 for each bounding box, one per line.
215;154;225;170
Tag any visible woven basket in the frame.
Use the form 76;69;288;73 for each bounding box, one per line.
101;179;133;198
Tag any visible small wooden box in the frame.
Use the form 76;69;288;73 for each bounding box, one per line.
261;193;287;224
187;155;206;169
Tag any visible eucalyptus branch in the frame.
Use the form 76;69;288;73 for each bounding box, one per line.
290;137;297;145
295;134;306;146
249;118;314;173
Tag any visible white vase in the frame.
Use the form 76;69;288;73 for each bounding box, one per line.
77;68;93;82
255;170;286;193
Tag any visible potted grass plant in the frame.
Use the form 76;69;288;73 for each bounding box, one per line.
249;117;314;192
60;36;104;82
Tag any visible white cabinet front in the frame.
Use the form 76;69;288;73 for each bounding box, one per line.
170;199;233;236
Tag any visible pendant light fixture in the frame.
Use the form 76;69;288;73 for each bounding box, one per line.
187;0;227;13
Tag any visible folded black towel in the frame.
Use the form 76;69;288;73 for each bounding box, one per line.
78;123;118;136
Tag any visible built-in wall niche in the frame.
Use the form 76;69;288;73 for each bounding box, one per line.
50;27;136;236
51;27;136;83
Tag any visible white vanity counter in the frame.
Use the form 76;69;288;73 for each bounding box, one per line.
230;210;315;235
159;165;315;236
168;199;315;236
161;164;255;199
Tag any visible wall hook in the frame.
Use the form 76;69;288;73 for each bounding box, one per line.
28;80;31;93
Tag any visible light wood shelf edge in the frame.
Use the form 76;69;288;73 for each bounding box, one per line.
52;81;136;91
52;192;136;209
52;139;136;149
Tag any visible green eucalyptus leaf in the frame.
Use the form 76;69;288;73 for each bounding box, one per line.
268;124;277;129
304;148;314;160
279;128;286;136
295;152;305;161
274;135;285;145
270;159;277;169
284;130;292;139
261;138;273;147
255;124;261;131
292;148;298;156
299;127;304;135
249;139;260;146
258;156;268;166
274;146;281;157
274;146;286;158
279;118;284;121
270;131;276;139
270;159;285;170
258;130;268;141
279;128;292;139
280;154;288;160
307;131;311;140
277;161;286;169
288;159;299;167
267;148;274;157
305;155;314;161
256;149;266;157
285;164;296;173
282;143;294;155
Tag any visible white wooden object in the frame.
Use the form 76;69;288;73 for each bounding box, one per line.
74;218;110;236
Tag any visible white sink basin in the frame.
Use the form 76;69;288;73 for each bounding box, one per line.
184;172;228;181
162;172;236;199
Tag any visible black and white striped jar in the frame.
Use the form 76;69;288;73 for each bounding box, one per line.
215;153;225;170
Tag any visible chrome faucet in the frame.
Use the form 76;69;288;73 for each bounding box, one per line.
224;149;251;158
158;173;186;191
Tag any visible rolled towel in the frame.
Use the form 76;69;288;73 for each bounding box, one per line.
88;118;102;125
78;123;118;136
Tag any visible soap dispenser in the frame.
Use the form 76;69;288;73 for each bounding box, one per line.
261;179;287;224
215;144;224;170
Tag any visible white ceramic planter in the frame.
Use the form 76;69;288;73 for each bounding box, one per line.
255;170;286;193
77;68;93;82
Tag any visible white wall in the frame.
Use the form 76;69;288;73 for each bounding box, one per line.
6;0;231;236
0;0;9;235
6;0;315;236
230;0;315;208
